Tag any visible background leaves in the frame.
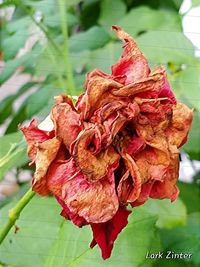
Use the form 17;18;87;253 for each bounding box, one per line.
0;0;200;266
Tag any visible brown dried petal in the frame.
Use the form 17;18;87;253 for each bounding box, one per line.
77;74;122;119
165;103;193;147
117;153;141;204
51;102;82;151
58;159;119;223
74;128;120;182
32;137;61;195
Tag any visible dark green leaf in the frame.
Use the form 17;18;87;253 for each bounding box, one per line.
160;212;200;265
178;181;200;213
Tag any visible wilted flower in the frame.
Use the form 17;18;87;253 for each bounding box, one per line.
20;25;193;259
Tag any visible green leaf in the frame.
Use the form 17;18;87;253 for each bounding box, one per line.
5;85;58;134
45;208;158;267
142;199;187;229
2;29;28;61
0;132;28;181
0;82;38;125
118;6;181;38
0;43;42;84
173;66;200;111
69;26;111;52
0;95;15;125
136;31;195;66
178;181;200;213
0;196;63;267
160;212;200;265
153;258;198;267
183;112;200;159
192;0;200;7
140;198;187;229
99;0;126;27
86;42;123;73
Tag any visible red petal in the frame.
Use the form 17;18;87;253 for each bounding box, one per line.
20;119;54;161
112;25;150;84
47;158;119;223
90;206;131;259
55;195;87;227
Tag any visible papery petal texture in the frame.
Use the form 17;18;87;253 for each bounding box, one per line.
21;25;193;260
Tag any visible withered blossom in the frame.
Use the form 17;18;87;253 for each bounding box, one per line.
20;25;193;259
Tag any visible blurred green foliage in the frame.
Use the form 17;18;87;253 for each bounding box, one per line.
0;0;200;266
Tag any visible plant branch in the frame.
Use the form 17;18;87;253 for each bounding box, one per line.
59;0;76;94
17;1;67;90
0;188;35;245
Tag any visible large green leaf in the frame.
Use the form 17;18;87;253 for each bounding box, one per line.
0;196;63;267
140;198;187;229
99;0;126;27
183;112;200;159
118;6;181;38
0;196;158;267
69;26;111;52
173;66;200;111
0;132;28;181
86;42;123;73
44;207;158;267
136;31;195;66
160;212;200;265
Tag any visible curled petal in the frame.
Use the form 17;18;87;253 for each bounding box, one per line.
133;145;180;203
51;102;82;151
165;103;193;147
90;206;132;259
20;119;54;161
117;153;141;204
32;137;61;195
101;112;127;148
111;66;165;97
112;25;150;84
74;128;120;182
77;73;122;119
149;147;180;202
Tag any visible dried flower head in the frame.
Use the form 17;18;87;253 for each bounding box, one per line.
20;25;193;259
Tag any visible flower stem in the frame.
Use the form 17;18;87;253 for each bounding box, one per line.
0;188;35;245
59;0;76;94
